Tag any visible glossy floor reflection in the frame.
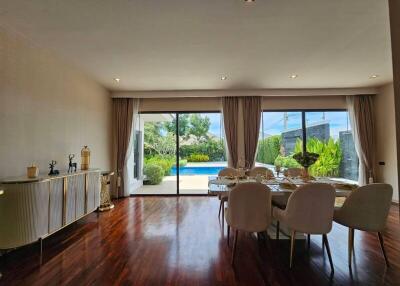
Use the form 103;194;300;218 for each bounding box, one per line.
1;197;400;285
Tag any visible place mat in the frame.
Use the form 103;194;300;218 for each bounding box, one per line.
333;183;358;191
279;182;297;190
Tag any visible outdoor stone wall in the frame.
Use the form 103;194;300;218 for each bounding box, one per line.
339;131;359;181
281;123;358;181
281;123;330;154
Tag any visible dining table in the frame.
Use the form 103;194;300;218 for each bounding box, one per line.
208;175;358;240
208;175;356;198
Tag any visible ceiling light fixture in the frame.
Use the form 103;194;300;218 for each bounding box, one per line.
244;0;255;2
221;76;228;80
113;78;121;83
369;75;379;79
289;74;298;79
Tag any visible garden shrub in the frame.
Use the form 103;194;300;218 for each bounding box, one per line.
179;159;188;166
274;155;301;168
257;135;281;164
143;164;164;185
180;140;226;161
145;155;175;175
188;154;209;162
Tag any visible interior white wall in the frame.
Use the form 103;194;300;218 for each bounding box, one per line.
375;83;398;202
0;27;112;178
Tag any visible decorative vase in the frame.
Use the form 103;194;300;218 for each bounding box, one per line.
27;165;39;178
81;146;91;170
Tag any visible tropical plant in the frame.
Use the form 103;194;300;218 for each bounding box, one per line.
294;137;342;177
143;164;164;185
257;135;281;164
188;154;209;162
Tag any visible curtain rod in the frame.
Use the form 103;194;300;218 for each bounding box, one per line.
110;88;378;98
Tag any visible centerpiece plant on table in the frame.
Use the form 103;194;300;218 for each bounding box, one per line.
293;151;320;178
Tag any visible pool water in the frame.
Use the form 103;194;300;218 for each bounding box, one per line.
170;166;225;176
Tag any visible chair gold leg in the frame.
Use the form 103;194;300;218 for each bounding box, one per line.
276;221;280;240
227;225;230;247
378;232;390;267
348;228;354;268
231;230;238;266
323;234;334;273
290;230;296;269
222;204;225;228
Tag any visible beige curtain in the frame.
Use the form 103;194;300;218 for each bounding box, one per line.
112;98;137;197
222;97;239;168
242;97;262;168
346;95;375;185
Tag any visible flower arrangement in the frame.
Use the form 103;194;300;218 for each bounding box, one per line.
293;152;320;169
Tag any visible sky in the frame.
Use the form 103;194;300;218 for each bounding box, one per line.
153;111;350;140
261;111;350;139
204;111;350;139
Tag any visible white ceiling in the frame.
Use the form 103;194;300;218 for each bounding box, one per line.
0;0;393;91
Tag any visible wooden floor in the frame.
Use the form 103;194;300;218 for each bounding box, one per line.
1;197;400;286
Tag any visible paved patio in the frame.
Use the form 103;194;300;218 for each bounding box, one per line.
135;175;210;195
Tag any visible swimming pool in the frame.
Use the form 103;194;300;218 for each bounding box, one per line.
170;166;225;176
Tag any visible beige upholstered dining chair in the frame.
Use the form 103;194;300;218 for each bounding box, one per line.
273;183;336;271
333;183;393;267
248;166;274;178
225;182;272;265
285;167;303;178
217;168;240;220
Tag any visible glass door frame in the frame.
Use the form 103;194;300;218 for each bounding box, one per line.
137;110;221;196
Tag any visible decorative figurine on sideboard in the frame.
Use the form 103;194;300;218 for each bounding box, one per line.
68;154;77;173
81;145;91;170
48;160;60;176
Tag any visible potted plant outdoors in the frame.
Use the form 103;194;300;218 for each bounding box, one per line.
293;151;319;179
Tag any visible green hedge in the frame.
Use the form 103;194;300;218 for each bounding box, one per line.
180;140;225;161
274;155;301;168
145;155;175;175
188;154;209;162
143;164;164;185
257;135;281;164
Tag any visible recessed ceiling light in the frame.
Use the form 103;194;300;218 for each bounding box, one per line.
244;0;255;2
221;76;228;80
289;74;298;79
369;75;379;79
113;78;121;83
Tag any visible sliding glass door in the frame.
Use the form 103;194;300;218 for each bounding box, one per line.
135;113;178;195
133;112;225;195
178;113;226;194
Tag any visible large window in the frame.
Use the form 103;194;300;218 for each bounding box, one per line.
256;110;358;182
257;111;303;168
134;112;226;195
